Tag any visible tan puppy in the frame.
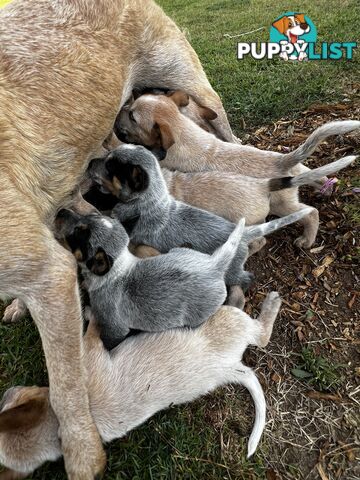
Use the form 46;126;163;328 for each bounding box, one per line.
0;293;281;479
0;1;235;477
162;155;356;248
116;91;360;177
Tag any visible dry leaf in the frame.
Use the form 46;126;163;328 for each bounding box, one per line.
322;256;335;267
313;265;326;277
297;328;305;342
348;294;357;309
307;391;342;403
313;256;335;277
317;463;329;480
310;246;325;254
271;373;281;383
266;469;278;480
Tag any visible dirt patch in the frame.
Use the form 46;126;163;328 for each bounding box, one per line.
240;92;359;479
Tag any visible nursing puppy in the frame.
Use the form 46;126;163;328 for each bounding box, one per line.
56;209;245;349
0;293;281;479
162;155;356;248
118;88;219;146
116;91;360;178
88;145;313;294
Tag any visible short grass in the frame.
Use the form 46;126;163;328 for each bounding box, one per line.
0;1;359;479
159;0;359;133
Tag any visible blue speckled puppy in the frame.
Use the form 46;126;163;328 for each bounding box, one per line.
56;209;245;349
88;145;313;295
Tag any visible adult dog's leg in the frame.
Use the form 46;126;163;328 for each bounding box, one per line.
0;201;105;479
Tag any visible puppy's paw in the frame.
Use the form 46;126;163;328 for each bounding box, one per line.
294;235;313;249
264;291;281;311
2;299;28;324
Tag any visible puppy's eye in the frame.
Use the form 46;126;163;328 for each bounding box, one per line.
129;111;136;123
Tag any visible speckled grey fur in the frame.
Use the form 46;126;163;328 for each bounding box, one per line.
58;210;245;349
89;145;314;289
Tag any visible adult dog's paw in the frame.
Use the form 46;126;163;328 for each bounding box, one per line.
2;299;28;323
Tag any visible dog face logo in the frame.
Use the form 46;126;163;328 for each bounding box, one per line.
270;12;317;61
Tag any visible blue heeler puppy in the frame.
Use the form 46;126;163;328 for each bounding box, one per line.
88;145;313;293
56;209;245;350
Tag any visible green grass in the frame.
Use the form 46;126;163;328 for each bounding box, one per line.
0;1;359;479
291;347;344;391
159;0;359;133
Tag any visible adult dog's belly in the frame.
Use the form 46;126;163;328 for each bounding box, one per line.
0;0;133;219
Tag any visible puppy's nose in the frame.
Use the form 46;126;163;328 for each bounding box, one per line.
114;125;129;143
300;22;308;30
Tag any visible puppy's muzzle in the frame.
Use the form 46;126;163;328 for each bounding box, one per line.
55;209;82;237
114;125;129;143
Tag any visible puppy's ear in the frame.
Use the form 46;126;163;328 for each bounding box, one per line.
272;16;289;34
168;90;190;108
130;165;149;192
153;122;175;150
198;106;218;121
0;390;48;433
66;224;91;262
86;247;114;276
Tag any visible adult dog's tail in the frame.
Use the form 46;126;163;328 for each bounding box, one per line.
278;121;360;172
270;155;357;191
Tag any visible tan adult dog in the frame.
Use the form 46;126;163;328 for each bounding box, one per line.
0;1;234;478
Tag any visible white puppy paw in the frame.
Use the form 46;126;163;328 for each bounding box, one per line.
294;235;313;249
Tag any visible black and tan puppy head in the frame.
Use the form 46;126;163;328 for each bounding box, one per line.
88;145;151;204
55;210;127;276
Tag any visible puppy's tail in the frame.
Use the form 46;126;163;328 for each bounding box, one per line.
270;155;357;191
211;218;245;271
234;365;266;457
245;208;313;241
278;121;360;171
